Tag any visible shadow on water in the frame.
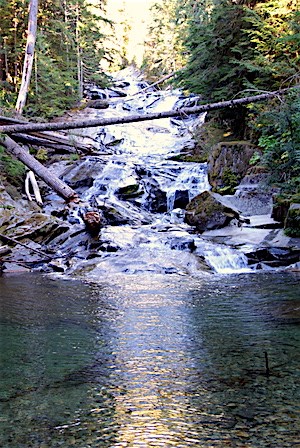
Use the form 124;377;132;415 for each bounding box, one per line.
0;271;300;447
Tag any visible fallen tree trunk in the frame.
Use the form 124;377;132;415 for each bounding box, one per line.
0;86;297;135
0;135;78;201
0;115;96;153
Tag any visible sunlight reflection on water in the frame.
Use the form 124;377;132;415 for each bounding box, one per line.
0;272;299;447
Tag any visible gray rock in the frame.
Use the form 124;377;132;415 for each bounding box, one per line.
185;190;240;232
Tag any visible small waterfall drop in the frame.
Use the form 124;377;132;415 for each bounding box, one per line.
204;246;251;274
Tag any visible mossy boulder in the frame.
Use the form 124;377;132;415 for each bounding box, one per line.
185;190;240;232
272;193;300;237
116;183;143;199
285;203;300;237
208;141;259;194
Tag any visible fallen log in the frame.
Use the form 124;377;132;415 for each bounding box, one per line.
0;135;78;202
0;115;96;153
0;86;298;135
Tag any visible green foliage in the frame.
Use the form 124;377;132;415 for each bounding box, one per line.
0;0;111;118
172;0;299;197
0;146;25;178
175;0;299;132
249;151;261;165
218;168;239;195
252;91;300;194
142;0;187;79
69;153;80;161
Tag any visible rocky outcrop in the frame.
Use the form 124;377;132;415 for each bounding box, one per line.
184;190;245;232
208;141;259;194
285;203;300;237
272;195;300;237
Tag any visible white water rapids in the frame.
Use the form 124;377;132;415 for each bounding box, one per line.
61;68;252;276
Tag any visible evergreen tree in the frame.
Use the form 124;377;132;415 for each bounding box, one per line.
0;0;112;117
142;0;186;80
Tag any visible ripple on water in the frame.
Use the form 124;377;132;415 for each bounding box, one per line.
0;272;299;447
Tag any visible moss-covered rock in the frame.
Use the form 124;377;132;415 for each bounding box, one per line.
285;203;300;237
184;190;240;232
208;141;259;194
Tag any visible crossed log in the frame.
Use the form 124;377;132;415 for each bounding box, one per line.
0;86;297;202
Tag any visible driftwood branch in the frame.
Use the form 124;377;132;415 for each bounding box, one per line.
0;232;51;259
0;135;78;201
0;87;297;135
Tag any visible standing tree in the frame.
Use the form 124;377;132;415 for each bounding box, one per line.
15;0;38;114
142;0;186;80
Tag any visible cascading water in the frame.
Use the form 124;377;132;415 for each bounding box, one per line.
61;68;252;276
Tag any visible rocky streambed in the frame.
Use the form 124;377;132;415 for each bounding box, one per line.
1;67;299;276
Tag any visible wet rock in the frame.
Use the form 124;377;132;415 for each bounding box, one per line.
224;173;274;216
100;205;132;225
106;88;127;98
1;261;31;273
185;190;240;232
143;179;168;213
116;183;144;199
61;157;105;192
246;247;300;267
85;99;109;109
169;236;196;251
0;245;11;256
48;259;68;272
85;86;108;100
173;189;190;209
272;195;291;224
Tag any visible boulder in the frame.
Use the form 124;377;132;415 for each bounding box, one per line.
173;190;190;209
285;203;300;237
272;195;300;237
185;190;241;232
143;179;168;213
246;247;300;268
85;99;109;109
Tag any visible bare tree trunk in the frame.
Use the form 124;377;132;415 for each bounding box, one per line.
76;2;83;98
15;0;38;114
0;86;298;135
0;135;78;201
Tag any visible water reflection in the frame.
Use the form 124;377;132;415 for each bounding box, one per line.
0;272;299;447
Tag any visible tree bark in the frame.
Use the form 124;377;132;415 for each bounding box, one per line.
1;86;298;135
0;135;78;201
15;0;38;114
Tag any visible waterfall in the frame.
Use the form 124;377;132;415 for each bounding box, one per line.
204;246;251;274
58;69;254;277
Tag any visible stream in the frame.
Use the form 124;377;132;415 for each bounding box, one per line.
0;68;300;447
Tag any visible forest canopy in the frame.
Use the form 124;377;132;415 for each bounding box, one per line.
0;0;299;198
